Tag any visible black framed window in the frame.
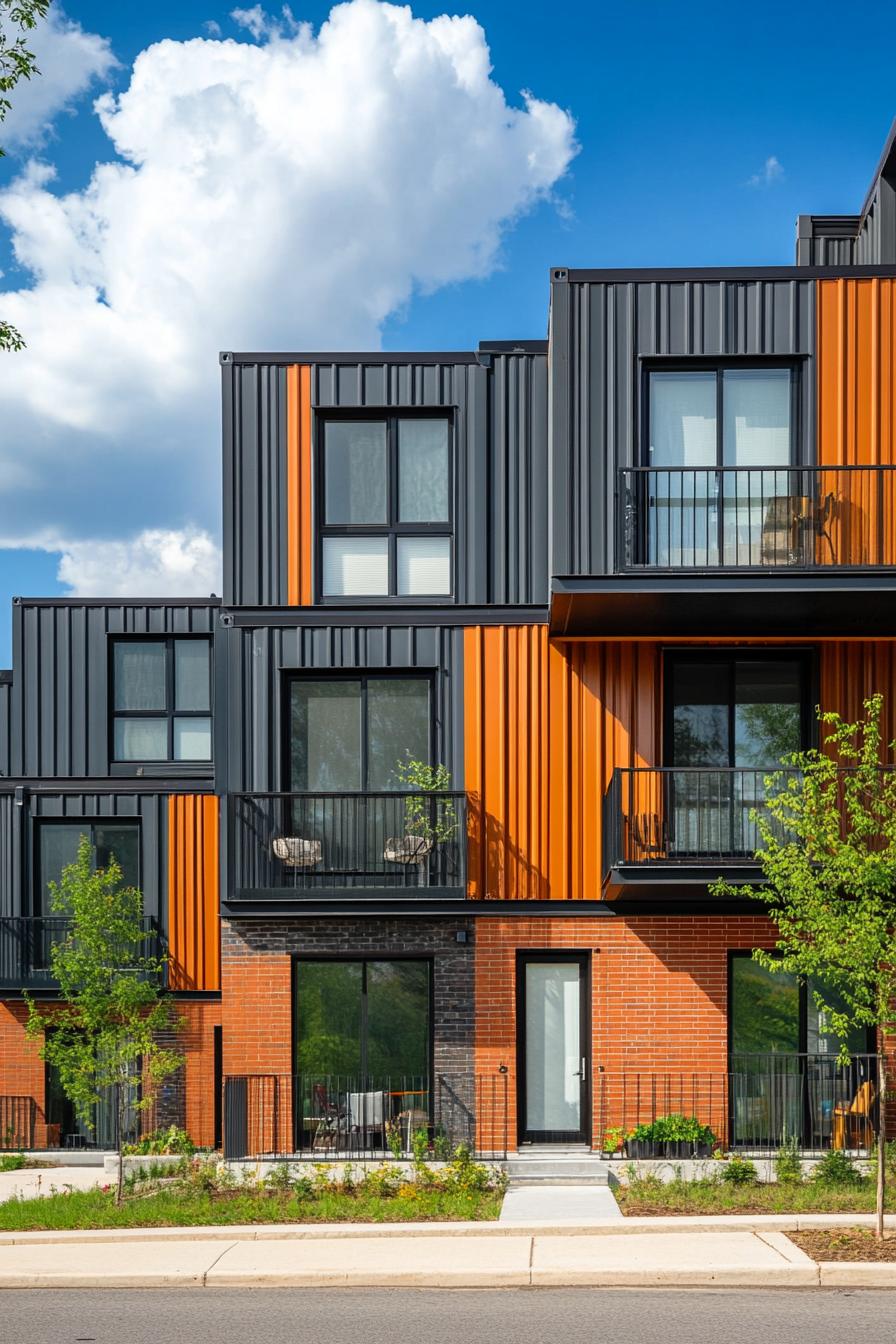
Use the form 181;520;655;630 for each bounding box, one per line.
36;820;140;914
287;674;431;792
318;415;453;599
647;367;796;470
111;638;212;762
730;955;868;1057
294;958;431;1078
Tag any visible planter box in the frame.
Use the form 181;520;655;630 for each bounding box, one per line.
623;1139;714;1160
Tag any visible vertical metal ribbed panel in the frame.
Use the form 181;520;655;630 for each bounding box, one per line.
0;676;11;779
221;621;463;794
167;794;220;992
225;354;549;608
10;602;218;779
0;793;17;918
24;791;166;923
550;276;815;577
222;362;288;607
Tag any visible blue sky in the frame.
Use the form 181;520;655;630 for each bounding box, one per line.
1;0;895;665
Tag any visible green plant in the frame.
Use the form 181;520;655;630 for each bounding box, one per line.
628;1114;718;1147
719;1156;758;1185
774;1135;803;1185
395;758;458;847
603;1126;627;1154
443;1143;497;1193
385;1122;403;1160
263;1163;295;1193
122;1126;195;1157
812;1148;864;1187
0;1153;25;1173
411;1127;431;1169
25;835;184;1205
359;1164;400;1198
431;1130;451;1161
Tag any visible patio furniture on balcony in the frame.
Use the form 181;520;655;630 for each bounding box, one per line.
346;1090;388;1150
833;1079;876;1149
272;837;322;869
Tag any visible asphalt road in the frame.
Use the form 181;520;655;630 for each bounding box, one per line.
2;1288;896;1344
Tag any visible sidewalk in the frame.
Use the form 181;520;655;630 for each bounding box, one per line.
0;1167;105;1204
1;1218;895;1288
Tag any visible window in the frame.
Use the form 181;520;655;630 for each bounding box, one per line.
288;675;430;792
294;959;431;1078
644;366;796;566
112;638;212;762
37;821;140;914
319;416;452;598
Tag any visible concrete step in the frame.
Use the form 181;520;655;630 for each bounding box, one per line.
504;1155;610;1186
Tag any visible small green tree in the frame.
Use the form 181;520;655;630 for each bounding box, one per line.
712;693;896;1238
1;0;51;351
395;758;458;847
26;834;183;1203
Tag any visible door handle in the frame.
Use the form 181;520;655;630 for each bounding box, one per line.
574;1058;587;1082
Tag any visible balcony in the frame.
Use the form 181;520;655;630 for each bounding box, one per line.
602;767;797;892
550;466;896;637
0;917;163;992
228;791;468;908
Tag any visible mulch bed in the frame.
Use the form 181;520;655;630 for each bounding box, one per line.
790;1228;896;1262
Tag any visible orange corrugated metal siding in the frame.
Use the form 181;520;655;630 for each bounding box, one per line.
463;627;659;899
819;641;896;758
817;279;896;564
167;795;220;992
286;364;313;605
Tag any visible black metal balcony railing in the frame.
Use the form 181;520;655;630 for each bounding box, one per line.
0;917;162;991
619;465;896;570
230;792;468;898
222;1072;508;1161
602;767;799;874
594;1055;879;1157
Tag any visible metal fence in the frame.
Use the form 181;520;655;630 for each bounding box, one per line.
0;916;163;991
594;1055;879;1158
0;1096;36;1150
619;465;896;571
223;1072;508;1161
230;792;468;898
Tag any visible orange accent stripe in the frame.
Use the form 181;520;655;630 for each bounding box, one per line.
167;795;220;992
286;364;313;605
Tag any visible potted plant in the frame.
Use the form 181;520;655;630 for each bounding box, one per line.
622;1113;719;1159
386;759;458;887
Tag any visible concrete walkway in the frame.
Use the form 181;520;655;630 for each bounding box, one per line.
0;1220;894;1288
0;1166;105;1203
500;1185;623;1222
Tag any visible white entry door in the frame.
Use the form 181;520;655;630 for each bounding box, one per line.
520;957;588;1142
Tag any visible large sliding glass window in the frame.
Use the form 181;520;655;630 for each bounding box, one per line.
319;416;452;598
294;959;431;1079
288;676;430;792
666;653;807;856
646;366;795;566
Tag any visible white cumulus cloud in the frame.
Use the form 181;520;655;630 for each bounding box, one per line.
0;6;116;148
54;528;223;598
0;0;577;597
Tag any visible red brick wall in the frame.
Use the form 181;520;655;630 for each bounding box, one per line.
0;1001;49;1147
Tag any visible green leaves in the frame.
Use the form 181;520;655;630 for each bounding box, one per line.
395;757;458;847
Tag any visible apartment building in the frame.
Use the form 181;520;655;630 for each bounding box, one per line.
2;120;896;1157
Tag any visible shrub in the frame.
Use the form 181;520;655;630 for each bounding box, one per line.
359;1165;400;1198
812;1148;864;1188
0;1154;25;1173
263;1162;295;1193
774;1135;803;1185
628;1114;719;1147
121;1126;196;1157
719;1156;758;1185
443;1144;497;1193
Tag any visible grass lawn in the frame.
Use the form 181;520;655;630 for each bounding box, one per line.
0;1184;503;1231
617;1177;891;1216
790;1228;896;1261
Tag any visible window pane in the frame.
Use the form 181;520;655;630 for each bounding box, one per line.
93;824;139;890
174;641;210;711
806;978;867;1056
396;536;451;596
366;961;430;1077
398;419;449;522
649;372;717;467
723;369;791;467
290;681;362;792
366;679;430;790
734;660;803;768
731;958;800;1055
114;718;168;761
38;825;83;911
670;661;729;766
113;642;167;711
322;536;389;596
295;961;363;1075
173;718;212;761
324;421;387;524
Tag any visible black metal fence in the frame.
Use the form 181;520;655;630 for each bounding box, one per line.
0;917;163;991
223;1072;508;1161
594;1055;879;1158
230;792;468;898
0;1095;36;1149
619;465;896;571
603;767;799;873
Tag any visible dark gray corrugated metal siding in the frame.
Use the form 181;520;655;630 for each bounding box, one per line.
10;602;219;779
549;277;816;577
223;354;550;607
222;362;287;608
220;623;463;794
0;676;11;779
21;792;166;923
0;793;18;918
